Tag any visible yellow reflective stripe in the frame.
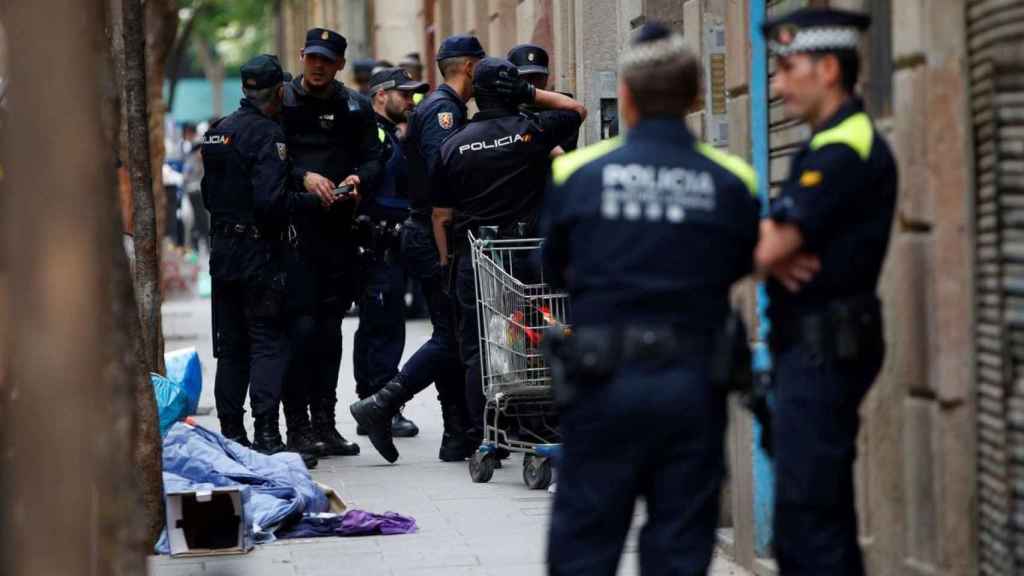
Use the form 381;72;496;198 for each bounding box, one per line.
413;92;424;105
810;112;873;161
551;137;624;186
695;143;759;197
377;126;386;143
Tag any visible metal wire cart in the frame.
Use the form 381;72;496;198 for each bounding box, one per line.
467;229;569;489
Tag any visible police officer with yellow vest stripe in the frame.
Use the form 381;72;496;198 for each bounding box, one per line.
351;67;428;436
755;9;897;575
542;24;760;575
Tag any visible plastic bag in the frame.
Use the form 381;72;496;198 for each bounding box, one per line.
153;373;190;437
164;347;203;415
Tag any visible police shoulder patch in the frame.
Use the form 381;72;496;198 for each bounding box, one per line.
799;170;823;187
276;142;287;161
438;112;454;129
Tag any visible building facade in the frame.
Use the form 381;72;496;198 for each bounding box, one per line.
275;1;1024;574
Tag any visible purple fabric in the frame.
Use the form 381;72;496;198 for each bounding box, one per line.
277;511;418;539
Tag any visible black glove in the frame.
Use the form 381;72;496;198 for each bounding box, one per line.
490;78;536;106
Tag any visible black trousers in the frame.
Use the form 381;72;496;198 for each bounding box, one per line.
211;273;289;424
353;251;407;398
281;245;351;428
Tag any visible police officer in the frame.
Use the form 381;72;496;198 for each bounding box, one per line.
352;57;377;95
201;55;329;460
352;67;429;437
435;57;585;452
279;28;382;458
756;9;896;575
542;24;761;574
508;44;579;153
349;35;485;464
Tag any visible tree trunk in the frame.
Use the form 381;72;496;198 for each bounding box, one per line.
109;0;166;551
195;35;226;119
123;0;166;376
1;2;150;575
145;0;180;249
166;13;199;114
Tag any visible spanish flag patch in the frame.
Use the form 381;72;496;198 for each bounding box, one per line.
799;170;823;187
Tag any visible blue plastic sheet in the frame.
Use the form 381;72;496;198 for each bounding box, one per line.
155;422;328;554
164;347;203;415
152;373;189;437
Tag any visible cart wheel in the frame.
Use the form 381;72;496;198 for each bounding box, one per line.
470;451;496;483
523;455;553;490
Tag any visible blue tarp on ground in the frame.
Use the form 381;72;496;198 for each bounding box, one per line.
164;347;203;415
155;422;329;554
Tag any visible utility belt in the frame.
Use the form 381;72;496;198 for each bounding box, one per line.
770;293;882;363
542;311;752;406
353;215;403;258
212;222;264;241
409;208;432;226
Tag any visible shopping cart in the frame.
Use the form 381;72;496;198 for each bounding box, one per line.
467;228;569;489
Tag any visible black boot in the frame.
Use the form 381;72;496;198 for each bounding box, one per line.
349;377;411;463
438;404;473;462
312;410;360;456
287;424;326;471
392;407;420;438
252;415;287;455
219;419;252;448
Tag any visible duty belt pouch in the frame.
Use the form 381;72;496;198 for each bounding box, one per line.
829;295;881;362
711;310;753;394
799;314;829;366
568;327;619;385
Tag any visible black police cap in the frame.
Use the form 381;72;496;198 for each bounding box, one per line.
472;57;519;93
633;22;673;44
369;67;429;95
304;28;348;62
762;8;870;56
507;44;549;76
437;35;486;62
241;54;284;90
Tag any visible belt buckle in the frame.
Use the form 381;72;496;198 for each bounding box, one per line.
233;224;246;235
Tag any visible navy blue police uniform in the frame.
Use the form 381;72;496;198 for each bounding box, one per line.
542;125;760;575
432;58;583;446
352;68;428;408
539;23;760;572
279;28;382;456
367;36;487;461
762;10;897;575
507;44;579;153
201;55;321;451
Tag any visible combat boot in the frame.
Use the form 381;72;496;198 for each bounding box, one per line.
252;415;287;455
219;420;252;448
349;376;412;463
311;409;361;456
392;407;420;438
438;403;473;462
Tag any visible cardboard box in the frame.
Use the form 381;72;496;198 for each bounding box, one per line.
166;485;252;558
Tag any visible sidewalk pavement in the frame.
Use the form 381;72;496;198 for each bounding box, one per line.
151;296;750;576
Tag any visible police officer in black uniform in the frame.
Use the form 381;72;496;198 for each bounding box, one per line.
352;57;377;95
201;55;328;460
433;57;585;452
351;67;429;437
507;43;579;153
279;28;382;458
541;25;760;574
756;9;896;575
349;36;485;464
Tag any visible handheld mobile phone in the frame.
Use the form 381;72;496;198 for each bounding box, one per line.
331;184;354;198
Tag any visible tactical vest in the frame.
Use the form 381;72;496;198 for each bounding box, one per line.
370;123;410;218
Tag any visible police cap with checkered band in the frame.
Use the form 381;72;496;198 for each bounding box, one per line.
761;7;870;57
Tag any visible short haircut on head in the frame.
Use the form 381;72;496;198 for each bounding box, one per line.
619;25;700;118
438;56;468;79
832;50;860;94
